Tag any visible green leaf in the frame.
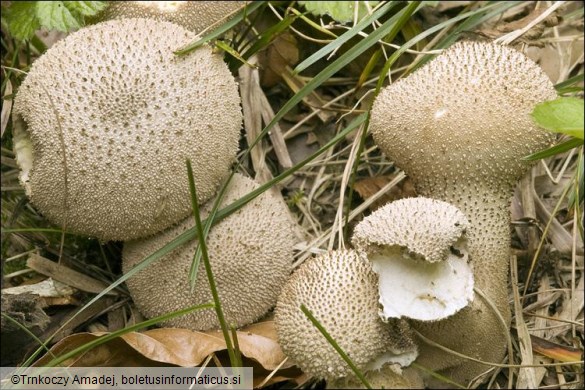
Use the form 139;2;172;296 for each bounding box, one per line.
63;1;107;17
4;1;107;41
532;97;584;139
4;2;40;41
36;1;82;32
299;1;380;23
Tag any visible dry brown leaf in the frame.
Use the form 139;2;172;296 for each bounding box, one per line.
259;32;299;88
33;321;295;373
530;334;583;363
354;175;416;210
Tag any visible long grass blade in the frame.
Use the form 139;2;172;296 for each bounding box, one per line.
186;159;238;367
522;137;583;161
300;304;372;389
293;1;399;74
174;1;264;55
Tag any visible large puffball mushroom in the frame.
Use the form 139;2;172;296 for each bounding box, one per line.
122;174;297;331
352;197;474;322
13;18;242;241
275;249;418;382
90;1;246;33
369;41;557;386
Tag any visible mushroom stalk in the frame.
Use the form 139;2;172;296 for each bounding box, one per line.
412;184;513;385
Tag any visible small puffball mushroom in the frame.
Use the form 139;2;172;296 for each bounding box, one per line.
122;174;297;331
369;41;557;386
352;197;474;322
275;249;418;382
91;1;246;33
13;18;242;241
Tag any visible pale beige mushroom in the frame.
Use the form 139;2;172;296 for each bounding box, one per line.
123;174;297;331
14;18;242;241
369;40;557;386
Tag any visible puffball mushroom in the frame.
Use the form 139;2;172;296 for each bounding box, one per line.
275;249;418;382
369;41;557;385
352;197;474;322
122;174;297;331
13;18;242;241
91;1;246;33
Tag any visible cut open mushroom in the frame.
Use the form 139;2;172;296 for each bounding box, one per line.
353;197;473;322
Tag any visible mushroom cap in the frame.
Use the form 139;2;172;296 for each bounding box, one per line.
14;18;242;241
122;174;297;331
352;197;473;321
352;197;469;263
91;1;246;33
370;40;557;190
275;249;417;381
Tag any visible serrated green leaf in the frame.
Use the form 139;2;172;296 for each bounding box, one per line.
64;1;107;17
4;1;40;41
532;97;584;139
299;1;379;23
36;1;81;32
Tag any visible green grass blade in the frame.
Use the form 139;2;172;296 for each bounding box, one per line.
174;1;264;55
374;1;516;93
292;1;399;74
240;12;298;61
343;2;421;239
395;1;520;78
556;73;584;94
44;303;214;367
522;137;583;161
300;304;372;389
1;313;54;359
249;3;420;156
186;159;238;367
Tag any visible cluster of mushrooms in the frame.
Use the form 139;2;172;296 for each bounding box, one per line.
12;2;558;389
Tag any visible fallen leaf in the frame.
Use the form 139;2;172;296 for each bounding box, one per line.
354;175;416;210
530;334;583;363
259;32;299;88
33;320;301;386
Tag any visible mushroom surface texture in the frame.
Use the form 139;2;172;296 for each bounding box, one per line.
352;197;474;321
122;174;297;331
275;249;418;382
369;40;557;387
90;1;246;33
328;364;424;389
13;18;242;241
